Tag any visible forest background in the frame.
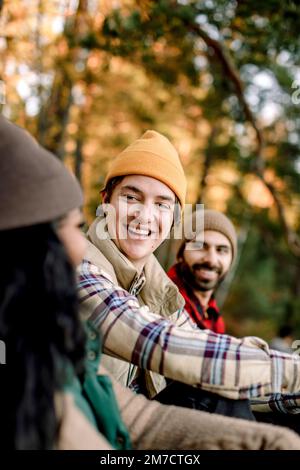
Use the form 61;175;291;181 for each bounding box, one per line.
1;0;300;340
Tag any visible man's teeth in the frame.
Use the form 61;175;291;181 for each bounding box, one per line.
128;227;150;236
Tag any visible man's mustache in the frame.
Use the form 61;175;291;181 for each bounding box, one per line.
192;263;221;275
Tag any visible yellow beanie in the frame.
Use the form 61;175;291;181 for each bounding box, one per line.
104;130;187;208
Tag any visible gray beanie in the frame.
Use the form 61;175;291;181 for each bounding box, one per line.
202;209;237;263
0;115;83;231
177;209;237;265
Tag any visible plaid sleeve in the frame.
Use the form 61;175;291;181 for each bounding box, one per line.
169;306;198;330
251;392;300;414
77;260;300;402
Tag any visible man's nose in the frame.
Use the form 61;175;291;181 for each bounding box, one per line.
202;247;218;266
131;202;155;224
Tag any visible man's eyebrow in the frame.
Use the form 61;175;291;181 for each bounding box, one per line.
120;185;175;202
120;185;143;195
155;194;175;203
203;242;231;249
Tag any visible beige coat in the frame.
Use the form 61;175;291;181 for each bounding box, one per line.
82;216;193;396
57;369;300;450
57;394;112;450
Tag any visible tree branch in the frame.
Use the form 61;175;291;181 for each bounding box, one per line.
192;25;264;171
194;25;300;257
260;177;300;257
196;125;217;204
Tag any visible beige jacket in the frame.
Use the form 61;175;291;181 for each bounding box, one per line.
57;394;112;450
102;366;300;450
82;215;191;396
57;371;300;450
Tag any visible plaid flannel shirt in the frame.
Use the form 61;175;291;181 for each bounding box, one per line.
77;259;300;412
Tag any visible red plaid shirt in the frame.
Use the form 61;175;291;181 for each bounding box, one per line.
168;263;225;334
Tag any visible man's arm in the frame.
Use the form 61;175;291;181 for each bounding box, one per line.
251;392;300;414
77;260;300;401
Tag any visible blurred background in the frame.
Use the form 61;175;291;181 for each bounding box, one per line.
1;0;300;340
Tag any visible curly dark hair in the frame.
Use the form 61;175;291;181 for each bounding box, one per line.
0;223;86;449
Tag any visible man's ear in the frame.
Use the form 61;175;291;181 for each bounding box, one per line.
101;190;108;203
98;191;109;217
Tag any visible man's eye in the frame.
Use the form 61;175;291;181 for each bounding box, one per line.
186;241;203;250
124;194;138;201
218;247;229;254
157;202;171;210
192;242;204;249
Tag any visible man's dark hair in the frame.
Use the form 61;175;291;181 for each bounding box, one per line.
103;176;125;202
279;325;294;339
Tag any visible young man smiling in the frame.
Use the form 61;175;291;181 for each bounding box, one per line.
77;130;300;415
104;173;177;274
79;130;189;395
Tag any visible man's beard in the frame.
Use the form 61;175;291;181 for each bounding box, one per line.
180;261;225;292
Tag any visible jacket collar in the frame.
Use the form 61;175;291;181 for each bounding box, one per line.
87;215;145;294
87;215;184;316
